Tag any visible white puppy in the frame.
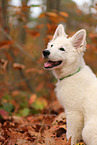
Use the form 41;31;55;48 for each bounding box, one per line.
43;24;97;145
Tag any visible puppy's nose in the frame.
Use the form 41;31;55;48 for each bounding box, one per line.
43;50;50;58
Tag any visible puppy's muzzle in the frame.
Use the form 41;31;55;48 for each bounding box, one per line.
43;50;50;58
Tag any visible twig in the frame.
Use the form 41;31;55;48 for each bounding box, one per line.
15;123;52;131
0;28;35;62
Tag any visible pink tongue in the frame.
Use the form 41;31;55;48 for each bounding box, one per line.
44;61;52;68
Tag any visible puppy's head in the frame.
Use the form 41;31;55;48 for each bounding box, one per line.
43;24;86;70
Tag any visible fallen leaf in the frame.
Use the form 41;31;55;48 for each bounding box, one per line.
12;116;24;124
16;139;32;145
66;137;71;145
53;112;66;125
29;94;37;104
19;108;30;116
2;102;14;113
0;109;9;119
48;100;64;114
12;90;21;96
32;97;48;110
56;126;66;137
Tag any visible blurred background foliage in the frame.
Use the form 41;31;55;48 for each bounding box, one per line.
0;0;97;118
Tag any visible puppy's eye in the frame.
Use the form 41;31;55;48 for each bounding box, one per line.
51;45;53;47
59;48;65;51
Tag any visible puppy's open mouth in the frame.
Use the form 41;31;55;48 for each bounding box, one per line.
44;60;62;69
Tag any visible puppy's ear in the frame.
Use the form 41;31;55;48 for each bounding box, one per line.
70;29;86;53
53;24;67;40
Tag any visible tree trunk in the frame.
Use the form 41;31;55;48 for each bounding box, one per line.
18;0;29;44
0;0;34;92
2;0;9;31
47;0;61;11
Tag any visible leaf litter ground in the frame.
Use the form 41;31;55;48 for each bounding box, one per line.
0;100;85;145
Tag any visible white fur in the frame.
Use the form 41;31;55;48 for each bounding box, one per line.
43;24;97;145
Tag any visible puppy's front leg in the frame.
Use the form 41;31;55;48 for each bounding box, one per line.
66;111;84;145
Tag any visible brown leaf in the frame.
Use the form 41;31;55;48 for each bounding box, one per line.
23;25;28;28
0;40;14;49
53;112;66;125
26;68;43;74
26;29;40;38
46;12;58;17
29;94;37;104
47;23;57;34
59;11;69;17
3;51;13;61
0;134;5;141
39;13;46;18
66;137;71;145
21;5;30;10
44;124;67;145
47;34;53;40
48;100;64;114
56;127;66;137
35;24;44;30
13;63;25;70
36;82;44;91
12;90;21;96
16;139;32;145
12;116;24;124
89;33;97;38
49;16;60;23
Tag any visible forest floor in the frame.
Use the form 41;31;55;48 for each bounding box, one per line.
0;100;85;145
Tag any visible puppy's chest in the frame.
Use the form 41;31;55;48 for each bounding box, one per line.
55;79;84;111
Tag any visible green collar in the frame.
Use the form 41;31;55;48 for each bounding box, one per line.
59;67;81;81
